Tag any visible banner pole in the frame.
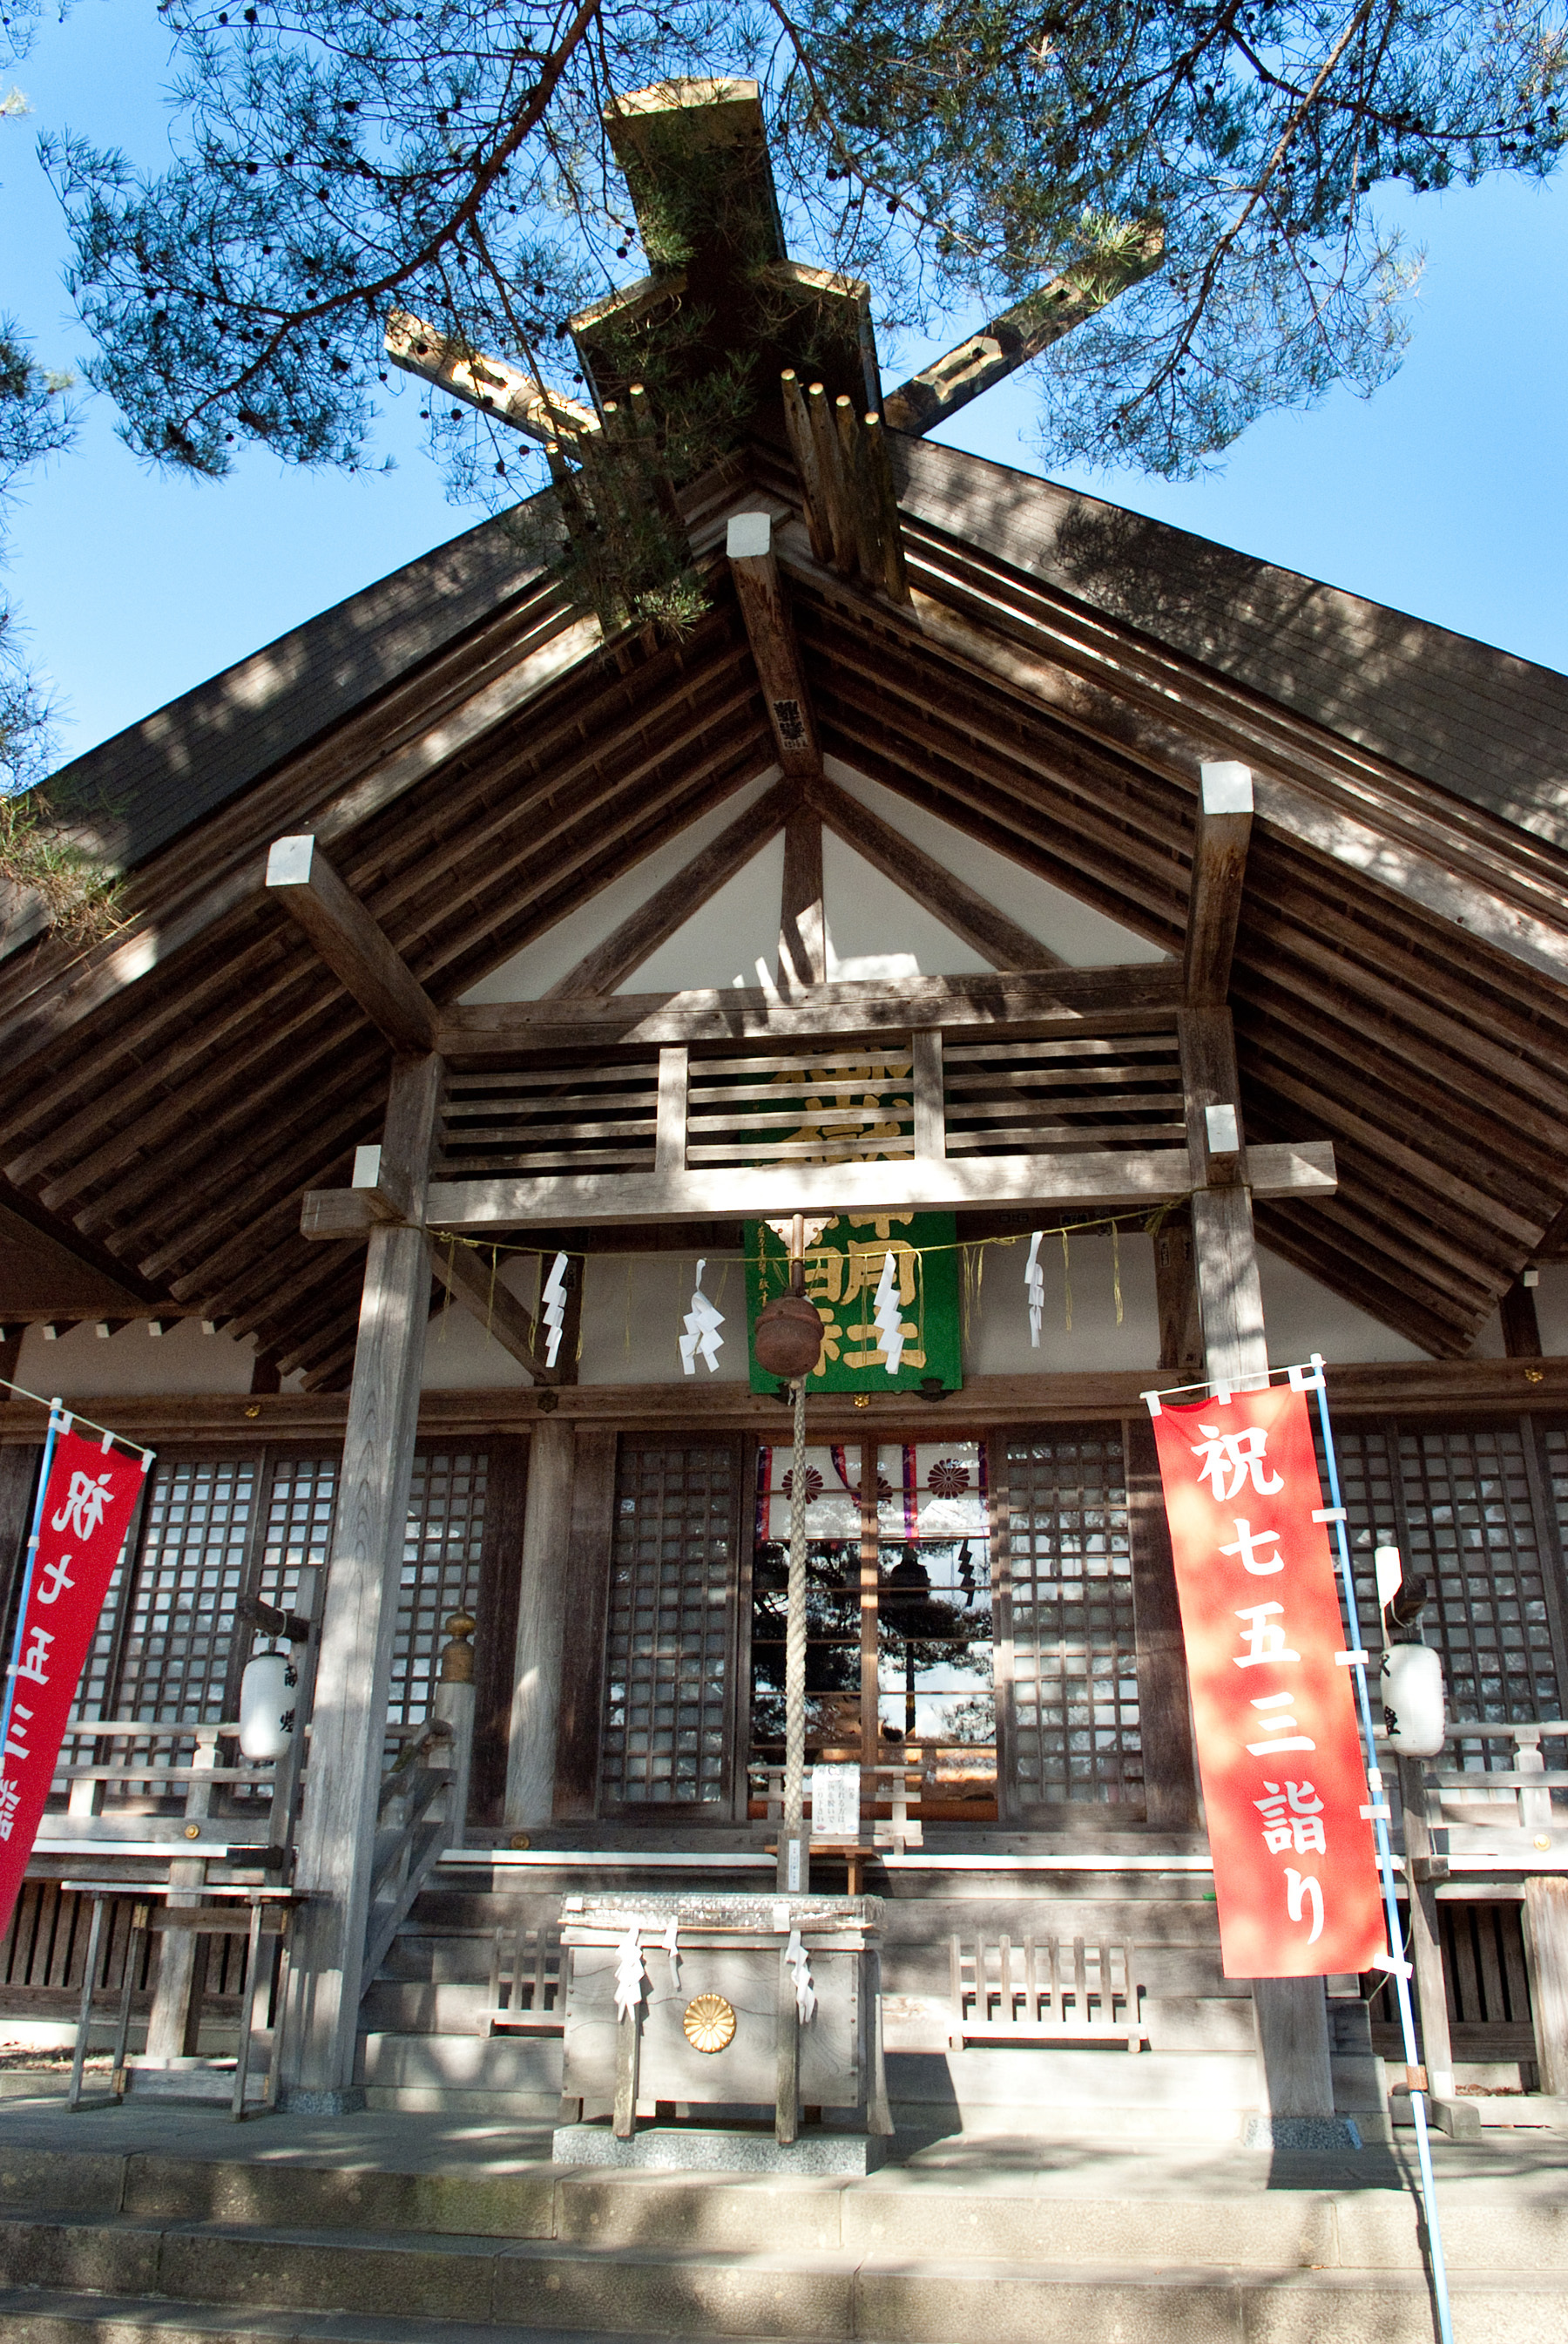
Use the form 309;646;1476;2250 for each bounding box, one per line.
1312;1373;1454;2344
0;1400;65;1776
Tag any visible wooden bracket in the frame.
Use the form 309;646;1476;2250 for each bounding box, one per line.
267;836;438;1053
351;1143;416;1224
426;1234;561;1385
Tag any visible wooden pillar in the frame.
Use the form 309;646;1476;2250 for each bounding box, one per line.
1524;1876;1568;2097
505;1416;577;1825
1395;1755;1455;2098
552;1429;620;1821
1125;1418;1199;1831
1180;1005;1338;2135
278;1051;443;2112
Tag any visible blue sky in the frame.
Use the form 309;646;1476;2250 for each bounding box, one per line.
3;5;1565;766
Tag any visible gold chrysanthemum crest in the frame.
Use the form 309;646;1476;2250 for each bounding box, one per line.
682;1992;737;2052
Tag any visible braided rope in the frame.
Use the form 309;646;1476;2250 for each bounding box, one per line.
782;1372;809;1853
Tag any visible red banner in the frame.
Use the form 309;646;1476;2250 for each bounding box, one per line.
0;1428;149;1938
1151;1382;1382;1979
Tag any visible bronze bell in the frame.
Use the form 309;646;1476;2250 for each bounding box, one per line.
753;1290;823;1379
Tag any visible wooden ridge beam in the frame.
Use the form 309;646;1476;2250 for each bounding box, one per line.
808;772;1067;973
426;1232;560;1385
726;512;821;777
1184;762;1253;1005
545;776;799;999
441;965;1182;1055
266;836;438;1053
302;1137;1335;1239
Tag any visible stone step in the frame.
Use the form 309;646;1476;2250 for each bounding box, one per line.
0;2287;821;2344
0;2216;1563;2343
3;2149;1567;2273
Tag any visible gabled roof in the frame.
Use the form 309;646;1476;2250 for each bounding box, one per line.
2;436;1566;1382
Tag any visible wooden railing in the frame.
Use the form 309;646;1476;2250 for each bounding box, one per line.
435;1027;1184;1182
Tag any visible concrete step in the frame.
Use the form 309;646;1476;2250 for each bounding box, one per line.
0;2213;1565;2342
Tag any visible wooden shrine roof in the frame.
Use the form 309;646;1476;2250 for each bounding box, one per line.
3;437;1567;1382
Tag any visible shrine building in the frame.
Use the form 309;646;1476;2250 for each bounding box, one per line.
3;80;1568;2159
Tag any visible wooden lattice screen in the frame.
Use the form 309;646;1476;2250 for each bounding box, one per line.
1002;1427;1144;1812
600;1439;740;1808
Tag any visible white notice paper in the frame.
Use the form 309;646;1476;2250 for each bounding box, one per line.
811;1763;862;1840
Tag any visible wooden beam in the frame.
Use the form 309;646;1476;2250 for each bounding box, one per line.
543;778;798;998
440;964;1184;1055
882;225;1165;436
297;1137;1334;1237
808;774;1067;972
267;836;438;1053
384;309;599;445
726;512;821;777
778;806;826;989
1183;762;1254;1006
426;1232;558;1385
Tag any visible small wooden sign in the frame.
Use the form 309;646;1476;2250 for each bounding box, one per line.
811;1762;862;1840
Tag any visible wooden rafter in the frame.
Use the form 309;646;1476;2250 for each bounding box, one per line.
266;835;438;1052
1183;762;1253;1006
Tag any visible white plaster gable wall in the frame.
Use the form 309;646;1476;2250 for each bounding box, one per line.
456;770;781;1001
614;835;787;994
1254;1248;1427;1365
823;762;1170;967
10;1316;275;1399
452;756;1168;1003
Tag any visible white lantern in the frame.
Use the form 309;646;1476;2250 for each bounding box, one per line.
1381;1642;1445;1758
239;1644;296;1760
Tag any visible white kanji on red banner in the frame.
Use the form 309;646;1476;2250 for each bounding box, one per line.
1152;1384;1382;1979
0;1428;149;1938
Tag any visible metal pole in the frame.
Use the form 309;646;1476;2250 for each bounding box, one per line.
780;1372;810;1895
1313;1373;1454;2344
0;1400;64;1768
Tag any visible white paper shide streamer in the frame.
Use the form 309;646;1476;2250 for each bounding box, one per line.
873;1250;905;1376
659;1914;681;1985
1025;1230;1045;1348
679;1258;725;1376
785;1927;816;2022
613;1926;645;2021
541;1251;570;1368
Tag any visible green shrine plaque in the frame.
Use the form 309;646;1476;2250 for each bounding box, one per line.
744;1213;963;1394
